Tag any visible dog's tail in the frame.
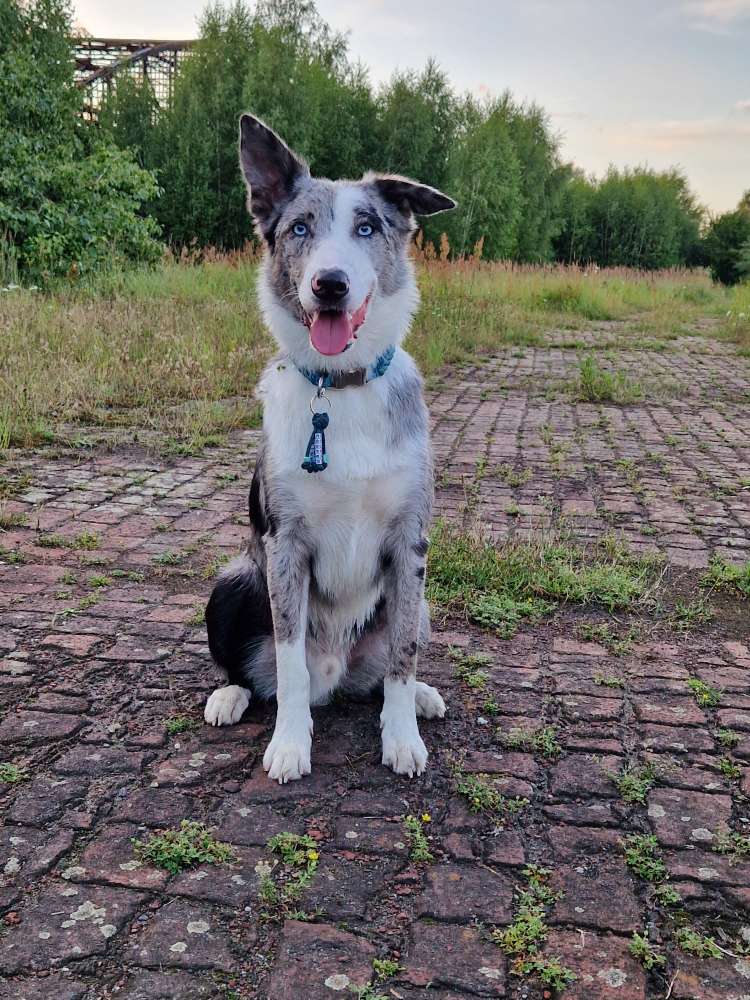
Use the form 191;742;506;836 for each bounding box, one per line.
206;553;274;688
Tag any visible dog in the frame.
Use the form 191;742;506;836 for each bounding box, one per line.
203;114;456;783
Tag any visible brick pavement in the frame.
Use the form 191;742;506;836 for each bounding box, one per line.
1;338;749;998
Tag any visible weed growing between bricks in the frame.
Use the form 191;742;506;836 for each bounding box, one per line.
133;820;235;874
492;865;576;992
257;833;321;923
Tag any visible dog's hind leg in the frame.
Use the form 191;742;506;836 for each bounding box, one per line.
204;553;273;726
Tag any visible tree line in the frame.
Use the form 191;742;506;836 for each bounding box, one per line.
2;0;749;283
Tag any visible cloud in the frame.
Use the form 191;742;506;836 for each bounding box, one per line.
736;98;750;112
683;0;750;31
609;117;750;152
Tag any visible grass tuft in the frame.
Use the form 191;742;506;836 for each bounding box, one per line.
501;725;562;759
611;763;658;804
455;771;529;819
164;715;199;735
492;865;576;992
686;678;721;708
702;556;750;599
427;521;653;638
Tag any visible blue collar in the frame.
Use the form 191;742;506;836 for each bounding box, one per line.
298;345;396;390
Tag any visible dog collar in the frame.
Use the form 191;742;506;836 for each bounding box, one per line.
297;345;395;390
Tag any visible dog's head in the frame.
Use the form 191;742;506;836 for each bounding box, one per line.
239;113;455;370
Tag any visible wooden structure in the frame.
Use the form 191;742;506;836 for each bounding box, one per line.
74;37;195;118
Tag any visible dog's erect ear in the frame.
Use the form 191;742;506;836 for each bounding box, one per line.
369;174;456;217
239;114;309;242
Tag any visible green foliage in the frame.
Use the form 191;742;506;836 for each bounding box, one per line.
164;715;200;735
449;648;491;689
0;0;161;281
629;931;666;970
718;757;741;782
702;207;750;285
493;866;575;992
611;763;657;804
574;356;644;403
675;926;722;959
427;521;652;637
0;762;28;784
455;772;529;818
403;814;434;863
686;678;721;708
702;556;750;599
133;820;234;873
502;725;562;759
712;830;750;859
716;728;740;749
621;834;668;883
372;958;401;980
553;166;702;269
259;832;320;921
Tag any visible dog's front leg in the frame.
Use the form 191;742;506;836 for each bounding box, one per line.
380;527;430;777
262;531;313;783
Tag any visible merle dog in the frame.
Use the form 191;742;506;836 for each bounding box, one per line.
204;114;456;783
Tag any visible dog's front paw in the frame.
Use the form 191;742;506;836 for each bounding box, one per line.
263;719;313;784
415;681;447;719
204;685;251;726
381;724;428;777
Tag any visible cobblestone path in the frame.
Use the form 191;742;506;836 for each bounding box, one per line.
1;337;750;999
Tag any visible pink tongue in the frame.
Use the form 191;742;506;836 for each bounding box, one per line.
309;311;353;356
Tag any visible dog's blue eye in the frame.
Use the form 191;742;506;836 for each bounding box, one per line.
292;222;308;237
357;223;374;238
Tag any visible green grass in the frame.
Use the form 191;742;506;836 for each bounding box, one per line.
675;926;722;959
73;531;99;551
258;832;321;922
712;830;750;859
0;510;27;530
0;762;28;784
716;728;740;749
718;757;741;782
686;678;721;708
164;715;200;736
132;820;234;874
449;648;491;689
573;355;644;403
702;555;750;599
501;725;562;759
427;521;654;638
372;958;401;981
0;257;738;452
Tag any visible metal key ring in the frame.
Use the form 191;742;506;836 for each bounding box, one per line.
309;389;332;416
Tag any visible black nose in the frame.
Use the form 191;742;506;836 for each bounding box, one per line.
311;268;349;305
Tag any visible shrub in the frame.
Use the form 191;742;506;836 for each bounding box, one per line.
0;0;161;281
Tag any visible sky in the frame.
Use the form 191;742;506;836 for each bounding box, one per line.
73;0;750;214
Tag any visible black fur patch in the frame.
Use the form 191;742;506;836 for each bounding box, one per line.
206;560;273;686
248;456;268;538
413;537;429;557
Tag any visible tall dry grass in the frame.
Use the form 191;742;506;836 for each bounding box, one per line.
0;244;742;452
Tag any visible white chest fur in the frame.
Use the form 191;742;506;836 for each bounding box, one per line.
258;350;423;629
